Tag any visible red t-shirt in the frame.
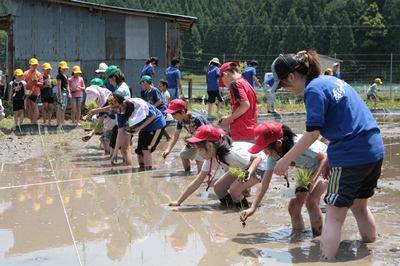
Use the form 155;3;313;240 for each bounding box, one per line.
23;70;43;96
229;78;257;140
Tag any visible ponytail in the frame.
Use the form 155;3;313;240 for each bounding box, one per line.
195;135;233;166
267;124;297;158
294;50;321;82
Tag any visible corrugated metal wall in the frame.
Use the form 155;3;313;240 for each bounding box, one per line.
9;0;181;98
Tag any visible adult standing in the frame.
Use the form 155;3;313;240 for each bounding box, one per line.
218;62;258;142
140;57;159;99
206;57;224;119
271;50;384;261
165;57;183;100
242;60;262;88
332;62;340;78
263;75;277;113
24;58;43;124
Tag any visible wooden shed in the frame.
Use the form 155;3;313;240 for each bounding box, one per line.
0;0;197;97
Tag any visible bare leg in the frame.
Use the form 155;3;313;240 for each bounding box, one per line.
42;102;48;124
320;205;348;261
306;180;328;236
143;150;152;168
76;102;82;125
207;103;213;118
47;104;53;124
288;192;307;230
213;172;237;199
217;101;222;113
56;109;61;125
121;135;132;166
32;102;39;124
70;101;76;124
13;111;18;126
195;160;203;173
19;110;24;125
229;176;259;202
350;198;376;242
181;158;191;173
26;99;33;123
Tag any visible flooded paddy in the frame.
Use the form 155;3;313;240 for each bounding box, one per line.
0;114;399;265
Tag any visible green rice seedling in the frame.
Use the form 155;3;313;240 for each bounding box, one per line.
86;101;98;110
229;167;247;180
296;168;312;193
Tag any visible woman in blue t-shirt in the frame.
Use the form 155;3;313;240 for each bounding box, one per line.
108;91;166;170
270;50;385;261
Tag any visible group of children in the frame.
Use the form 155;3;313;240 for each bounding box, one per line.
4;54;385;261
168;52;383;262
7;59;86;127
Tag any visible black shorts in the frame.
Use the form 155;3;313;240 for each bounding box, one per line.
41;96;54;104
324;159;383;208
109;125;133;149
207;90;224;103
29;95;39;103
135;127;165;156
12;99;25;111
109;125;119;149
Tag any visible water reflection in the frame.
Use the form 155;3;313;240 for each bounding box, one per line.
0;115;399;265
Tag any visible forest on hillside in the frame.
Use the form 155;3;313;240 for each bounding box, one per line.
1;0;400;82
83;0;400;82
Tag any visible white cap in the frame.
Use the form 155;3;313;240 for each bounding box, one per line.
95;62;108;73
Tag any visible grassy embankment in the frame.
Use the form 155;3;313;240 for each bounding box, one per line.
1;75;399;137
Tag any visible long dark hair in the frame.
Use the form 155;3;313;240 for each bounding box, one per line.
123;99;135;121
195;135;233;166
267;124;297;158
110;69;125;85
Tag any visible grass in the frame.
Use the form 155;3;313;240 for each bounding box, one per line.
0;89;399;137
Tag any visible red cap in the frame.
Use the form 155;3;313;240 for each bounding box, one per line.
186;125;223;143
164;99;187;114
248;122;283;154
218;62;239;88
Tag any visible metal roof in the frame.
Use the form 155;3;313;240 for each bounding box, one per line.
47;0;197;34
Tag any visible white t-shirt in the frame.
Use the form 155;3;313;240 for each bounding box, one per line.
266;134;327;170
102;115;115;130
201;141;268;173
161;90;171;105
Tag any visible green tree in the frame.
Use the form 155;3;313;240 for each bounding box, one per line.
357;2;387;53
337;12;355;55
382;0;400;53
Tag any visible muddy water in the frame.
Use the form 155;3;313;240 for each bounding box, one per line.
0;115;399;265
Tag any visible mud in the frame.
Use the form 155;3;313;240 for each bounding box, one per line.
0;113;399;265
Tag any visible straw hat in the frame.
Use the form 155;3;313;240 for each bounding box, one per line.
209;57;221;66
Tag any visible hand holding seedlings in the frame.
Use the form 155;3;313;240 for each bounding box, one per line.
229;167;247;181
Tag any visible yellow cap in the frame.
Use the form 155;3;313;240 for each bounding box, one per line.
325;68;332;75
72;65;82;74
42;62;52;70
14;69;23;76
29;58;39;65
59;61;69;69
375;78;382;84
